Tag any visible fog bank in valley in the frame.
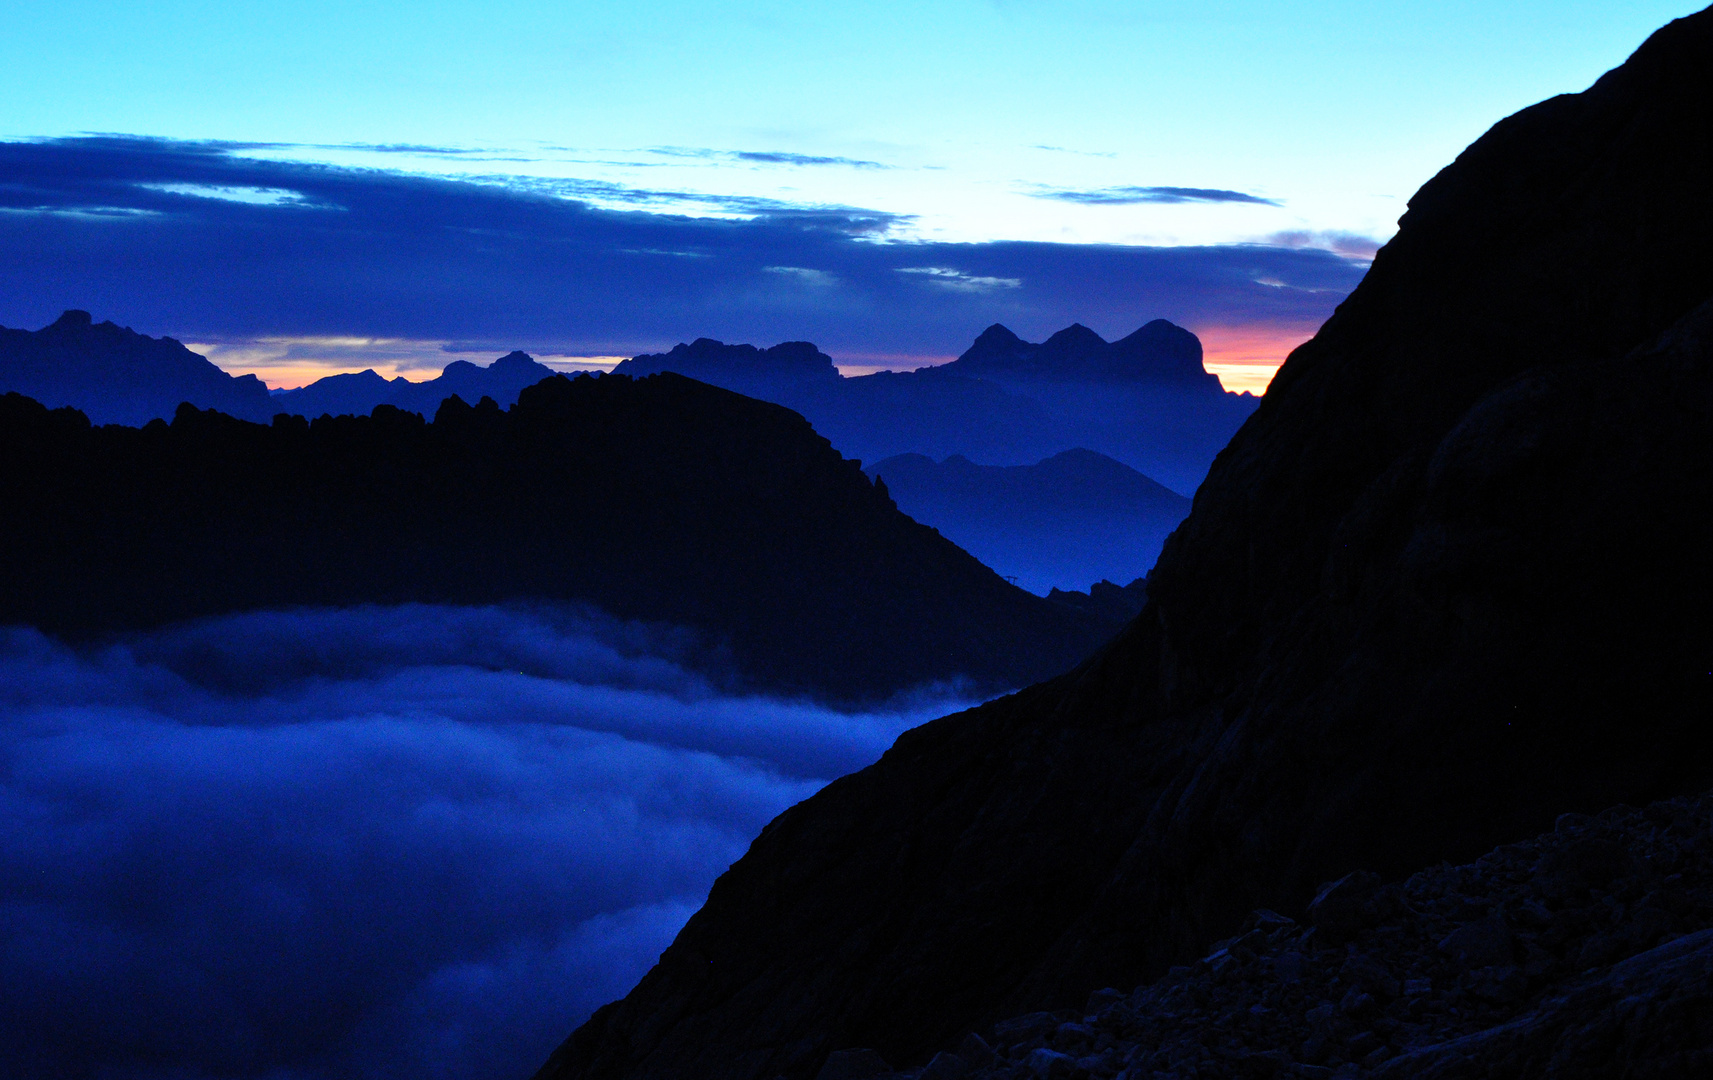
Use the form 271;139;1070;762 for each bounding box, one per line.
0;604;977;1080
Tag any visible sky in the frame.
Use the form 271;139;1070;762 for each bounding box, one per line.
0;2;1699;392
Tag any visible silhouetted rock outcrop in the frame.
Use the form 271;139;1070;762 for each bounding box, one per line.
0;310;275;425
615;338;842;398
272;349;556;417
865;450;1190;593
939;319;1214;386
0;374;1120;703
538;9;1713;1078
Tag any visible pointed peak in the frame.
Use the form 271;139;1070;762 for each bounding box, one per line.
973;323;1021;345
491;350;539;368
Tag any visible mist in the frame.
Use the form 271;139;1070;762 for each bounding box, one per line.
0;604;978;1080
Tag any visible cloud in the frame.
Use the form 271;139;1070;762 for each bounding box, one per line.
0;604;974;1080
897;266;1023;293
1261;229;1383;261
1032;185;1281;206
0;136;1363;357
647;146;892;169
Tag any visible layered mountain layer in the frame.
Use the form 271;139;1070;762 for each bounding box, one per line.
866;449;1191;594
0;310;276;425
614;322;1256;494
0;374;1120;702
542;9;1713;1078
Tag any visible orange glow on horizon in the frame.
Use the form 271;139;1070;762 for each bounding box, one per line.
1194;324;1319;395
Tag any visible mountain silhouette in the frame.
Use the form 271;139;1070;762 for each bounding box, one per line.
0;373;1123;703
866;449;1190;594
613;321;1255;493
539;9;1713;1078
0;310;276;425
938;319;1215;386
272;349;557;417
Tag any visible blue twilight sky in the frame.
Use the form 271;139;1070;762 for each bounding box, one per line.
0;1;1701;390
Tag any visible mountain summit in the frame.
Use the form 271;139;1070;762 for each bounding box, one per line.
941;319;1213;385
540;8;1713;1078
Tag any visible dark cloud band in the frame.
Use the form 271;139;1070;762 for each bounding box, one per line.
0;136;1360;357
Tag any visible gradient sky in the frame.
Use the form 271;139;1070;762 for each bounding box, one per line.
1;1;1700;391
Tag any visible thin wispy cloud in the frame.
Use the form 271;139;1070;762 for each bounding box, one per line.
1033;184;1282;206
647;146;893;169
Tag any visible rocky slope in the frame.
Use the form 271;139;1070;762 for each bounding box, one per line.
834;790;1713;1080
538;9;1713;1078
0;310;275;424
0;373;1119;703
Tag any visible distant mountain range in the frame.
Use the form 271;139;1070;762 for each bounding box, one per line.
866;449;1191;594
0;374;1125;703
0;312;1251;492
616;320;1256;493
269;349;557;416
0;310;276;425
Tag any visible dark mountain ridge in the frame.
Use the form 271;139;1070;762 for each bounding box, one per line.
0;310;276;425
541;9;1713;1078
0;373;1120;703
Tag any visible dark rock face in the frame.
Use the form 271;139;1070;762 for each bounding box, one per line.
0;374;1119;703
884;791;1713;1080
538;10;1713;1079
940;319;1212;386
271;348;557;418
865;449;1190;594
0;310;276;425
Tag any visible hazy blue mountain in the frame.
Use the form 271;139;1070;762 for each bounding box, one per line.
0;310;276;426
867;448;1191;593
613;320;1257;493
273;349;556;417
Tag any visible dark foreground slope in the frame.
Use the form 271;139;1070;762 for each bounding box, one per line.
541;10;1713;1078
0;373;1114;702
909;790;1713;1079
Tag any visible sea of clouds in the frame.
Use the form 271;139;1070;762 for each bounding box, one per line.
0;604;977;1080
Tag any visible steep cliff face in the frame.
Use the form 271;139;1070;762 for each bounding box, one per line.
539;9;1713;1078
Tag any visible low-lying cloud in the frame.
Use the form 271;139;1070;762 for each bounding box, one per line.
0;604;975;1080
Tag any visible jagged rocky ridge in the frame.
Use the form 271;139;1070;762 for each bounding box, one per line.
0;373;1120;702
831;790;1713;1080
540;10;1713;1078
